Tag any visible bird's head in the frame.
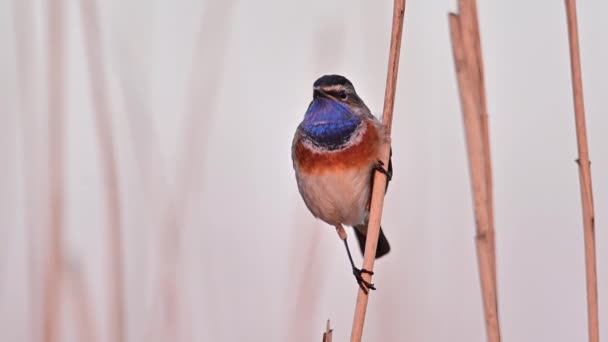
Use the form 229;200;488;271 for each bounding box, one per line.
300;75;370;148
303;75;371;123
311;74;369;114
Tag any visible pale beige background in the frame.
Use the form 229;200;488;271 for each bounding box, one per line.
1;0;607;341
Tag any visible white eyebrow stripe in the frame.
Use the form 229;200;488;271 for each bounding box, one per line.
316;85;344;93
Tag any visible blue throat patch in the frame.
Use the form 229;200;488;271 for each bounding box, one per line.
301;97;362;150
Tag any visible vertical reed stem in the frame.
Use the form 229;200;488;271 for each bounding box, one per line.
564;1;599;341
465;0;497;290
350;1;406;341
449;4;501;341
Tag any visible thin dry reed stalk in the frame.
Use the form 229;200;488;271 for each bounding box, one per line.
350;1;406;341
448;5;501;342
564;1;599;341
78;1;126;341
43;0;65;340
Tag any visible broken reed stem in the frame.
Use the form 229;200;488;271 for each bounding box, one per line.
464;0;497;291
448;8;501;342
322;320;333;342
350;0;406;341
564;1;599;341
79;1;126;341
43;0;65;341
456;0;500;318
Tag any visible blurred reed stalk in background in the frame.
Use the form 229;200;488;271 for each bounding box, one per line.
291;19;347;342
564;1;599;341
289;221;326;340
350;0;406;341
13;0;44;339
43;0;66;340
116;1;236;340
78;1;126;342
66;262;98;342
448;1;501;341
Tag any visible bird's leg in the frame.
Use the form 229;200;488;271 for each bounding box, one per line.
335;225;375;294
373;160;392;181
343;239;376;294
335;224;347;240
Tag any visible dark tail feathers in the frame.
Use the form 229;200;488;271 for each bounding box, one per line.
353;226;390;258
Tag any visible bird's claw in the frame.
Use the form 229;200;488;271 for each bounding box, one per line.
353;267;376;294
373;160;392;181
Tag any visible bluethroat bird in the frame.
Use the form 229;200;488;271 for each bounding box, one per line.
292;75;392;293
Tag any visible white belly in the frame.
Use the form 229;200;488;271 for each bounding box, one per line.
296;166;371;226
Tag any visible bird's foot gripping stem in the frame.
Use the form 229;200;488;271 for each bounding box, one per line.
353;267;376;294
341;235;377;295
373;160;392;181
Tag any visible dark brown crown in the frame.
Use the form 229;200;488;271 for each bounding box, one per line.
313;75;354;89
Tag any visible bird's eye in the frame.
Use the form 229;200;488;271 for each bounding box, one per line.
339;90;347;100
